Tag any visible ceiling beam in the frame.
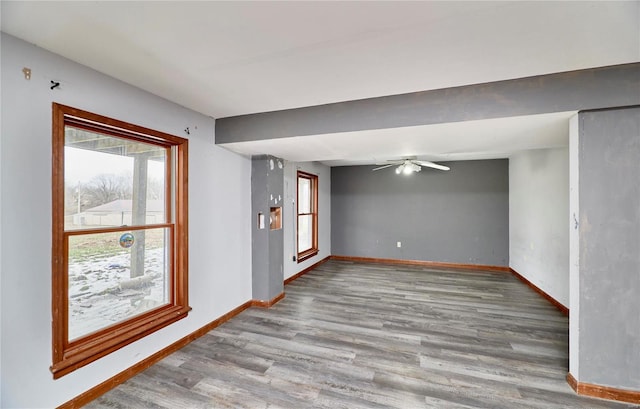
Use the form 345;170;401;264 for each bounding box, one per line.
216;63;640;144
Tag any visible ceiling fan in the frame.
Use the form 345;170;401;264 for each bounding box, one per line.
372;158;450;174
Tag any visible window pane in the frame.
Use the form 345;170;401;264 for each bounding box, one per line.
298;215;312;252
67;227;171;340
64;126;166;230
298;177;311;213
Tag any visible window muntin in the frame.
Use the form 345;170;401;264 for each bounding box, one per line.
52;103;189;378
297;171;318;262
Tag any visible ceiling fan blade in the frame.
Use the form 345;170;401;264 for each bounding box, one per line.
375;160;403;165
416;160;450;171
372;164;394;171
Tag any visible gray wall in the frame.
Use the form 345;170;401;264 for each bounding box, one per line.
576;106;640;390
251;155;284;302
331;160;509;266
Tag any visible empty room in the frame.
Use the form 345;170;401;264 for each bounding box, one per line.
1;2;639;408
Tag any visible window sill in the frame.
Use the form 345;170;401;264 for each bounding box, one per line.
297;249;319;263
51;305;191;379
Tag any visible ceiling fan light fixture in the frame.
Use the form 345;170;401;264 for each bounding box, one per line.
398;162;421;175
374;158;450;174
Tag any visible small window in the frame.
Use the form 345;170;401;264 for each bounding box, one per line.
297;171;318;262
51;103;190;378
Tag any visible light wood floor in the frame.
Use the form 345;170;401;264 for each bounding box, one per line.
87;260;635;408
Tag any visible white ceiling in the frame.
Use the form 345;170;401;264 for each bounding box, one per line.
223;111;577;166
2;1;639;166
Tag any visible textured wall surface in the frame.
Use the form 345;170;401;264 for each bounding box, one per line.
331;160;509;266
577;106;640;390
251;156;284;301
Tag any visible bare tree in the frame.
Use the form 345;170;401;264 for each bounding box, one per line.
83;173;132;209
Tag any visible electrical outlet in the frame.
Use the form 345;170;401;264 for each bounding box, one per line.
397;241;402;248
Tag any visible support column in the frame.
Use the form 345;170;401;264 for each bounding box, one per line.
130;153;149;278
569;106;640;402
251;155;284;303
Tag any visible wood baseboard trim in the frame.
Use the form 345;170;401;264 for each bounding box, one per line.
57;300;253;409
567;372;640;404
251;292;285;308
567;372;579;391
329;255;511;273
284;256;331;285
510;268;569;316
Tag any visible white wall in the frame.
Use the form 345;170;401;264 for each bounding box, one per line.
0;33;252;408
283;161;331;280
509;148;570;307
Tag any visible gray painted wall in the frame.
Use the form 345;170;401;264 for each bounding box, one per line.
577;106;640;390
331;160;509;266
251;156;284;302
568;114;581;377
216;63;640;143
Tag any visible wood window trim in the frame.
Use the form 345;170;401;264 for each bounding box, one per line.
51;103;190;379
296;171;318;263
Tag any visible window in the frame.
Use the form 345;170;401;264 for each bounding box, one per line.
51;103;189;378
297;171;318;262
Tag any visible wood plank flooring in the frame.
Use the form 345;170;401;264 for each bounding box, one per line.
87;260;636;408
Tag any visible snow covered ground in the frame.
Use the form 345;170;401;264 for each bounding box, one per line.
68;247;168;340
